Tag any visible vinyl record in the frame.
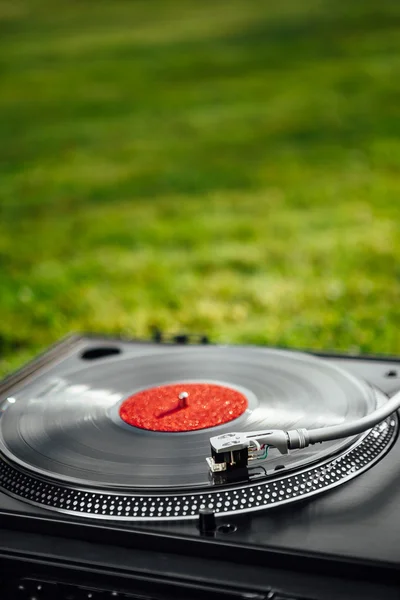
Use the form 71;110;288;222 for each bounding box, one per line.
0;346;379;491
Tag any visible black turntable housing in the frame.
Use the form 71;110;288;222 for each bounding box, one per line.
1;335;400;600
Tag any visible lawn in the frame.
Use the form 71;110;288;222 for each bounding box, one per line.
1;0;400;376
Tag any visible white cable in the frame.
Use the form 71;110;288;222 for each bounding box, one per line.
290;389;400;449
210;390;400;460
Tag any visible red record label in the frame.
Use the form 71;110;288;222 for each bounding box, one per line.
119;383;248;432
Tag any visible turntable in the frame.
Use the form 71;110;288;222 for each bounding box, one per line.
1;335;400;600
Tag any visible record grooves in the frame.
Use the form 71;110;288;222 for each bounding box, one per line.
0;414;396;520
0;346;397;520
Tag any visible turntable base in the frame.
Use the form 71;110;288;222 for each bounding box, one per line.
1;335;400;600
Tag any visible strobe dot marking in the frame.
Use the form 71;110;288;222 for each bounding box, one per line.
0;416;396;520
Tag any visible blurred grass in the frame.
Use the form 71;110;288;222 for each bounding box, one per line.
1;0;400;376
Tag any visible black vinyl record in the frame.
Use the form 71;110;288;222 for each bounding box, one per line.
0;346;378;490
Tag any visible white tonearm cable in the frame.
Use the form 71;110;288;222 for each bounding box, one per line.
207;389;400;473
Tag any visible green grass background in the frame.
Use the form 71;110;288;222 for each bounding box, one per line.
1;0;400;376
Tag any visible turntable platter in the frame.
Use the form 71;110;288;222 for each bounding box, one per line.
0;347;378;489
